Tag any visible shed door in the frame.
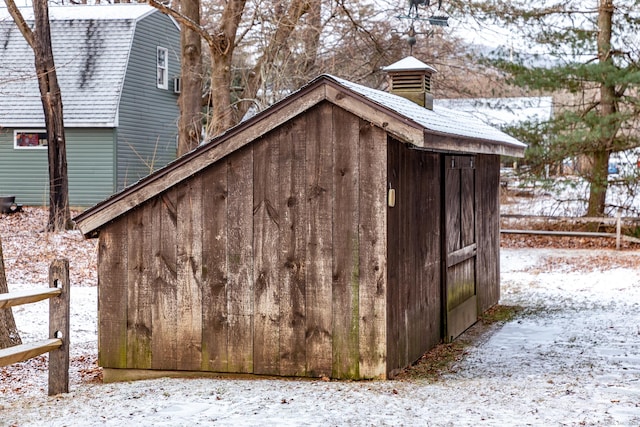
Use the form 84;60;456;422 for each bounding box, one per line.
444;155;477;341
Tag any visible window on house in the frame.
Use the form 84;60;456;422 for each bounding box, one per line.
157;47;169;90
14;130;48;149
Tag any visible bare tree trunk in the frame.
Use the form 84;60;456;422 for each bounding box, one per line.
301;0;322;77
587;0;616;216
177;0;203;156
206;0;246;136
237;0;310;123
32;0;71;231
148;0;311;138
0;233;21;349
5;0;71;231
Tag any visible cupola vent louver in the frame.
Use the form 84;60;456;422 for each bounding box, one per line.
390;74;431;93
382;56;437;110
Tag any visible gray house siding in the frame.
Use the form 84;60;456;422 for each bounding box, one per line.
0;128;114;206
0;5;181;207
116;12;180;189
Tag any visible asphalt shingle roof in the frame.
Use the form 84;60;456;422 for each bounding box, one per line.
0;4;157;127
329;76;526;149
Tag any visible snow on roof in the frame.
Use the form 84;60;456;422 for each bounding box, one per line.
0;4;156;21
329;75;526;149
0;5;160;127
436;97;554;128
382;55;438;73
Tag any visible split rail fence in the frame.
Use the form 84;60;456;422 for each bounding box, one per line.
0;259;70;396
501;214;640;249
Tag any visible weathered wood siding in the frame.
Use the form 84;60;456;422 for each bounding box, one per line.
97;102;388;379
475;154;501;312
386;140;441;377
443;155;477;342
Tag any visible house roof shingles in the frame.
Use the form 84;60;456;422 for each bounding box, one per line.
0;4;157;127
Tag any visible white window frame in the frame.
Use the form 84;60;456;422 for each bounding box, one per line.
14;129;48;149
157;46;169;90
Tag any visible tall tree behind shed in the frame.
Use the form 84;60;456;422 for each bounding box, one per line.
0;232;21;349
457;0;640;216
4;0;71;230
177;0;203;156
150;0;325;137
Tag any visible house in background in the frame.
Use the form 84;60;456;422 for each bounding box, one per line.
75;57;526;381
0;4;180;206
436;97;554;128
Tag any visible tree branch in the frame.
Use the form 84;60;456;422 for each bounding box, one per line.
3;0;35;50
146;0;216;48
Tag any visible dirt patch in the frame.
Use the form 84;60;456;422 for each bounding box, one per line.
0;207;97;287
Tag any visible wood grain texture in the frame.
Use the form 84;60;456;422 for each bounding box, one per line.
151;191;178;370
0;288;61;310
331;106;360;379
475;154;501;312
126;206;152;369
461;166;475;247
385;139;400;377
253;134;281;375
97;220;128;368
75;86;327;236
226;148;254;373
201;163;229;372
420;152;442;353
444;155;477;341
404;144;418;363
278;118;307;377
176;176;203;370
386;142;443;376
445;157;462;254
0;339;61;367
357;120;387;379
48;259;69;395
325;86;423;148
305;103;334;378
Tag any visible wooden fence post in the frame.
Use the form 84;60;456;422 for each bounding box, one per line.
616;209;622;251
48;259;70;396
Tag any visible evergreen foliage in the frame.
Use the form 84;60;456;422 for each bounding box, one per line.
460;0;640;215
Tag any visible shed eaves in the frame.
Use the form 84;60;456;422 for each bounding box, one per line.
329;76;526;150
0;5;156;127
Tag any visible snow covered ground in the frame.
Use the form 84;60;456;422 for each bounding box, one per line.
2;242;640;425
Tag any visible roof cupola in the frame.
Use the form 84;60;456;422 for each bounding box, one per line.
382;56;437;110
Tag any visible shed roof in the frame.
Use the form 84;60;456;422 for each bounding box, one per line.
381;56;438;73
0;4;169;128
75;74;526;235
332;76;523;147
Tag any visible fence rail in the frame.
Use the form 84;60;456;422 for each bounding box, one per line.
0;259;70;395
501;213;640;249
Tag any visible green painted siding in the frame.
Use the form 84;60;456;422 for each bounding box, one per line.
117;12;180;189
0;128;114;207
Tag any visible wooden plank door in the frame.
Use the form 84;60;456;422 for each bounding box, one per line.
444;155;477;342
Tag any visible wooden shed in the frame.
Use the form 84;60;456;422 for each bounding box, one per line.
75;57;526;381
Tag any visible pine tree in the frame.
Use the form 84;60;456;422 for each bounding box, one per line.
460;0;640;216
